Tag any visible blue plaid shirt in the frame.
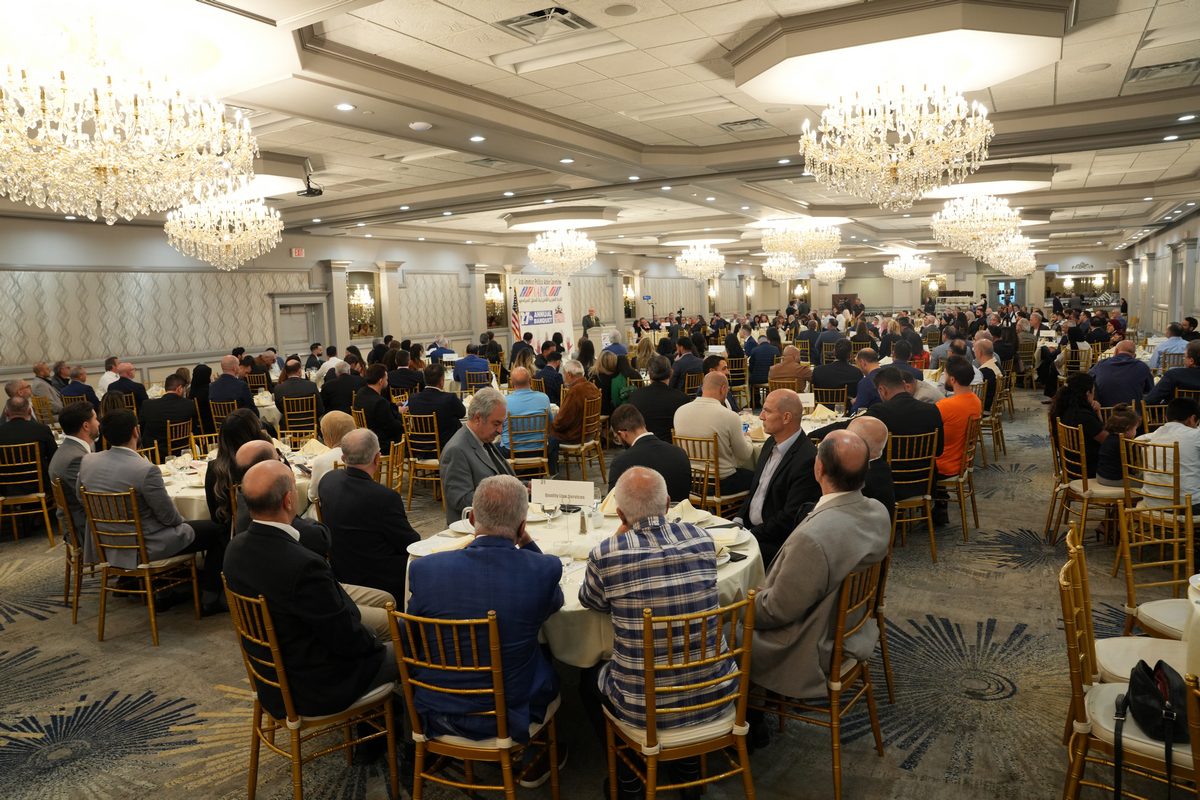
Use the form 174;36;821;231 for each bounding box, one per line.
579;515;735;728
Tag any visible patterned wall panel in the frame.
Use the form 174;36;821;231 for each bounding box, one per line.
0;270;311;366
396;272;469;337
644;277;700;318
570;275;613;322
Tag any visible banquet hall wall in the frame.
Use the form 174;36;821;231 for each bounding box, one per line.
1120;215;1200;335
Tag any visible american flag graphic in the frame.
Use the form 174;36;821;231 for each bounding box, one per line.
510;288;521;341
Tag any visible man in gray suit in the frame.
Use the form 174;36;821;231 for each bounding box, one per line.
48;402;100;552
441;388;515;525
77;409;228;612
748;429;890;747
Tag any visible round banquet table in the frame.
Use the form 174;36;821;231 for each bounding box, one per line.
253;395;282;428
162;461;311;520
409;513;764;669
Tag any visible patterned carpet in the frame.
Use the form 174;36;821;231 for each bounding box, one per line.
0;389;1130;799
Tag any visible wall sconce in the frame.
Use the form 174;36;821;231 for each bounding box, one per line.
1063;276;1075;290
927;278;939;294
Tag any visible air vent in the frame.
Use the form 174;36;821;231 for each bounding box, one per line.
718;118;771;133
495;7;596;44
225;103;269;120
1127;59;1200;83
468;157;509;168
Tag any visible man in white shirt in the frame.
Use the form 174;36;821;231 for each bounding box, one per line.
672;372;753;493
1137;397;1200;512
1151;323;1189;369
314;346;345;383
97;356;121;397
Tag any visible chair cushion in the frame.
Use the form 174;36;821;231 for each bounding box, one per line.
1067;479;1124;498
429;695;561;749
297;681;397;726
1137;598;1189;639
138;553;196;569
1095;637;1188;683
604;703;736;751
1087;682;1193;771
413;459;441;468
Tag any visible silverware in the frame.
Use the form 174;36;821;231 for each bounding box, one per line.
706;522;739;529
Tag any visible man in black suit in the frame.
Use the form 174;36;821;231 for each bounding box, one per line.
669;337;703;392
848;415;895;519
107;362;149;410
222;459;395;720
607;404;691;502
321;360;364;415
272;359;325;421
1147;339;1200;404
628;355;690;444
534;350;564;405
811;338;863;404
509;332;535;366
138;374;196;458
354;365;405;451
49;402;99;541
386;350;425;395
406;363;467;454
734;390;820;566
582;307;601;334
814;317;844;366
305;342;324;371
209;355;257;416
0;396;58;492
866;367;944;501
318;429;419;602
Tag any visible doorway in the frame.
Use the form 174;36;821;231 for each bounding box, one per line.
988;279;1024;307
276;302;325;360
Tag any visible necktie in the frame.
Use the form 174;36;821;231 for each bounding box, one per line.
484;442;509;475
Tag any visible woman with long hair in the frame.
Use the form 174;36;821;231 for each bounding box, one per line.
879;319;901;359
1049;372;1105;478
1040;324;1090;401
632;335;656;370
512;347;537;375
576;337;596;376
850;322;875;350
204;408;270;529
724;331;744;360
409;343;426;371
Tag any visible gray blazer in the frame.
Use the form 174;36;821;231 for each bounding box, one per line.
76;447;194;569
440;426;514;525
48;437;89;550
751;490;890;699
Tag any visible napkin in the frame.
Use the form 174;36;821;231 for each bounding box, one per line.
748;425;767;442
709;528;743;547
426;535;474;554
600;488;619;515
808;404;839;420
669;499;709;524
300;438;330;457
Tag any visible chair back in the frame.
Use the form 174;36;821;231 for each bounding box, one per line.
390;389;409;406
1096;406;1116;425
1118;501;1195;610
580;394;603;444
507;412;549;459
793;340;811;364
1141;403;1169;433
165;419;192;457
1177;388;1200;403
1060;524;1099;682
62;394;90;408
1058;554;1096;733
812;386;848;415
118;392;138;412
137;443;161;465
530;377;546;394
222;576;304;724
380;440;404;491
79;486;150;567
953;415;982;477
30;395;56;425
402;413;442;460
768;378;800;394
0;442;47;498
924;328;941;348
190;433;220;460
726;357;747;385
1161;352;1186;371
885;431;938;499
1120;437;1181;508
1055;421;1093;487
673;433;723;500
821;342;840;364
465;371;493;392
281;394;318;433
352;408;368;429
969;380;992;414
279;430;317;450
683;371;703;395
1016;341;1036;370
388;608;509;744
1063;348;1090;375
639;593;756;750
50;477;84;552
829;564;883;684
209;399;238;429
489;363;502;383
246;372;269;393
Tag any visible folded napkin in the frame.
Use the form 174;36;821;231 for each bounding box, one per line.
808;404;839;420
600;488;619;516
669;499;709;524
709;528;743;547
427;535;474;554
748;426;767;442
300;438;330;457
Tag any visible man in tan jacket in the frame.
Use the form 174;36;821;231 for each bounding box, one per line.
550;359;600;445
767;345;814;391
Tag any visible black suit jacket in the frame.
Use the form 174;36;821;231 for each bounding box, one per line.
867;393;945;500
608;434;692;502
0;417;57;491
387;367;425;394
509;340;533;366
406;387;466;455
628;383;691;443
138;394;196;458
320;373;364;415
669;352;703;391
107;376;149;410
863;458;896;520
318;468;419;600
222;521;384;718
273;377;325;419
811;361;863;401
354;386;405;450
738;434;820;567
209;373;256;414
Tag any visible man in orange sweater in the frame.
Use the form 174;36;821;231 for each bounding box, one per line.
934;356;982;525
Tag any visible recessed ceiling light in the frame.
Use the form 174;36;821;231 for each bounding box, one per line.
312;218;321;223
1144;197;1153;201
609;250;616;254
64;215;75;220
559;157;575;164
544;198;554;204
777;158;790;165
618;235;624;238
503;191;515;197
1188;201;1196;206
365;234;372;238
418;237;425;241
850;235;857;239
466;240;473;244
469;135;486;142
356;222;365;227
1096;240;1102;244
801;171;813;177
1164;134;1180;141
902;214;911;218
706;196;715;201
443;211;452;216
740;206;750;210
409;121;433;131
400;205;410;210
1180;114;1197;122
661;186;671;191
628;175;640;181
335;102;356;111
605;3;638;16
765;107;791;113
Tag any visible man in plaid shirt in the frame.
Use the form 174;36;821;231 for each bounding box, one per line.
579;466;735;799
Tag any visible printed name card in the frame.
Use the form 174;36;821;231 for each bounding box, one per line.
531;479;595;508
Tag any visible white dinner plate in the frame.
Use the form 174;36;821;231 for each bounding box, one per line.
706;526;751;548
715;551;731;567
449;519;475;535
527;509;549;523
1189;573;1200;592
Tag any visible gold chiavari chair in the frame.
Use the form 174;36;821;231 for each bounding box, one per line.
506;412;550;479
80;485;200;645
821;341;840;365
673;432;747;519
968;382;1006;462
1176;387;1200;403
887;431;939;561
772;355;783;366
751;566;884;800
489;362;502;384
209;399;238;430
531;376;546;395
278;430;317;451
1060;347;1091;378
608;594;757;800
767;377;800;395
726;357;748;386
1116;500;1194;639
401;413;444;509
998;371;1016;420
61;393;90;408
245;372;269;393
730;384;750;411
30;394;56;426
382;439;405;493
812;386;848;416
389;389;409;406
794;340;812;364
924;328;941;349
351;408;368;430
465;370;493;393
51;477;88;624
1120;437;1182;511
1052;420;1124;547
118;391;138;412
388;606;560;800
683;371;703;395
137;443;161;465
873;542;897;704
934;415;981;543
190;433;221;460
225;577;399;800
281;395;318;434
1095;406;1117;425
0;442;55;545
1141;403;1169;433
559;394;606;482
1160;351;1186;372
1016;341;1037;389
165;419;193;458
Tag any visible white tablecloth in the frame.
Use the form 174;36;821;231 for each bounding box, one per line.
254;395;282;428
163;462;310;521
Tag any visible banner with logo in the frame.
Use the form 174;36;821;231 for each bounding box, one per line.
510;275;576;354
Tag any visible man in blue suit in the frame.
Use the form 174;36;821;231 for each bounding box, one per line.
406;474;564;786
453;344;492;387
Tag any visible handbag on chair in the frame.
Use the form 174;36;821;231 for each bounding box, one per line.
1113;659;1189;799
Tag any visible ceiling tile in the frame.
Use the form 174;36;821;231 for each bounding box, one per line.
524;63;605;88
475;74;551;96
621;68;697;90
425;23;526;56
645;38;728;66
676;59;734;80
517;89;579;108
611;16;709;48
646;83;722;103
683;0;775;36
592;92;663;112
582;50;670;77
354;0;483;36
560;0;678;25
1149;0;1200;27
1064;8;1154;44
436;0;557;24
569;79;640;100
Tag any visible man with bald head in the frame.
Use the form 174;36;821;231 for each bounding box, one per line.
768;345;814;391
734;389;820;566
106;361;149;411
499;365;557;469
222;459;395;720
847;415;895;519
748;430;891;748
1090;337;1153;407
30;361;63;414
673;371;753;493
209;354;258;416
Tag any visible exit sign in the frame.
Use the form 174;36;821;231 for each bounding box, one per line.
290;247;305;258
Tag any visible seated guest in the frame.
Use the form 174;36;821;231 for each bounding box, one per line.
107;362;149;411
386;350;424;394
890;340;923;382
1050;373;1105;479
77;409;226;612
242;355;274;392
797;319;821;362
210;355;257;416
604;329;628;356
535;350;565;405
0;396;57;482
30;361;64;414
205;408;270;531
138;373;196;458
733;390;820;566
304;342;324;371
1089;339;1153;408
318;429;419;603
306;411;356;513
427;336;455;364
60;366;101;411
748;328;781;387
442;388;515;525
701;355;740;411
974;339;1002;413
668;337;703;392
406;363;467;453
579;467;736;798
607;404;691;502
627;355;689;444
188;364;214;434
509;331;535;366
867;367;945;499
748;431;890;746
320;360;364;415
453;344;492;388
534;340;556;371
814;317;844;365
1146;339;1200;404
272;359;324;420
928;326;957;370
933;357;982;524
550;359;601;447
1136;397;1200;511
499;367;557;471
900;370;944;404
1151;323;1188;369
850;348;882;412
407;474;564;772
846;415;895;519
768;345;813;391
314;345;344;383
1096;404;1139;487
222;459;395;719
97;356;121;397
49;403;99;548
354;364;404;452
673;372;753;494
811;338;862;404
943;340;984;392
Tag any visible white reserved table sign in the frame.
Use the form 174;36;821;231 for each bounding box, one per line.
531;479;595;508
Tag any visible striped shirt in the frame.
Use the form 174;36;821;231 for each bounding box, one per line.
579;515;735;728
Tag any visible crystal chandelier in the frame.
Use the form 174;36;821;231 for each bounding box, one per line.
527;228;596;276
1063;276;1075;290
812;260;846;284
930;195;1021;258
164;180;283;271
984;234;1036;277
800;84;993;212
761;252;802;283
1092;274;1106;288
0;64;257;225
761;221;841;263
882;254;932;282
675;244;726;282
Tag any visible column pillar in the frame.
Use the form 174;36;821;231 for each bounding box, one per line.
1141;254;1157;333
375;260;405;338
609;268;626;330
1183;239;1199;316
325;260;352;350
467;263;489;338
